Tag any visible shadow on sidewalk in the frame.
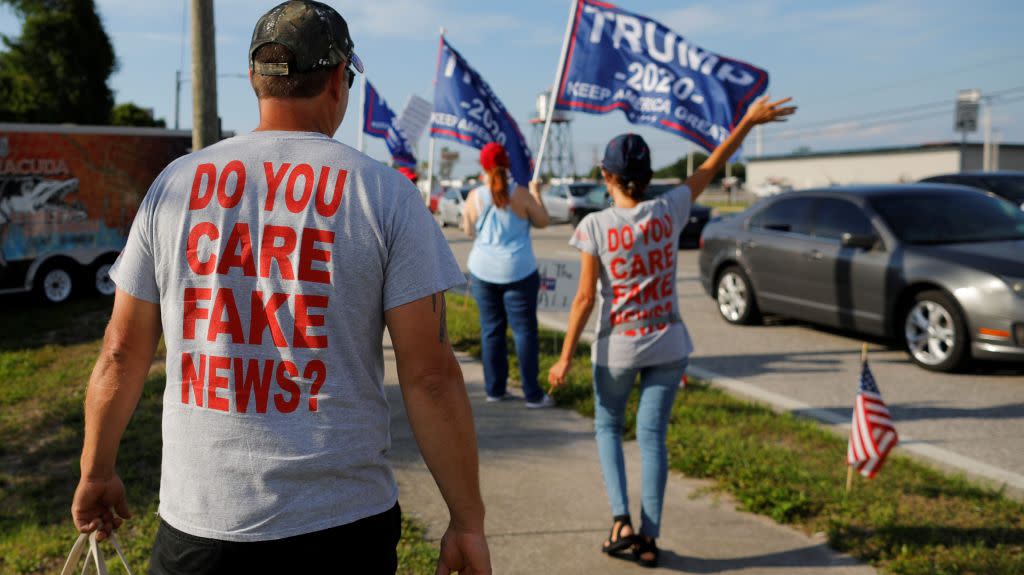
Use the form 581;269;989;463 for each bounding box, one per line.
660;543;862;573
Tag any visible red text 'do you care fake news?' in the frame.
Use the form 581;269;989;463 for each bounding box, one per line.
179;161;345;415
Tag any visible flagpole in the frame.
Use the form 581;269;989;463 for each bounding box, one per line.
533;0;579;183
427;27;445;205
846;343;870;495
357;74;367;153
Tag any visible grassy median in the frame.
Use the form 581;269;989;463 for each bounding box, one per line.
0;296;437;575
447;292;1024;575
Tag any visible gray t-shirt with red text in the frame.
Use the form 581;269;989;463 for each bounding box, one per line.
569;185;695;368
110;131;464;542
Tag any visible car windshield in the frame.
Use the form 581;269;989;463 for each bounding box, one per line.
984;177;1024;204
871;192;1024;244
585;188;608;206
568;184;597;197
645;183;680;198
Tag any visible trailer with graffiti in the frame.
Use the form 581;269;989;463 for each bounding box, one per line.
0;124;193;303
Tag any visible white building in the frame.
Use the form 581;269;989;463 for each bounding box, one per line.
746;142;1024;192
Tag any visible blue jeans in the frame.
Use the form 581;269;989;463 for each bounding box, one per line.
470;271;543;403
593;357;688;538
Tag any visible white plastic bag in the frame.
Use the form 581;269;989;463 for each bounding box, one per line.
60;531;134;575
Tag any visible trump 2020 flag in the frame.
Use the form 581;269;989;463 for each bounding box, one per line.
431;37;533;186
554;0;769;152
847;359;898;478
363;80;417;168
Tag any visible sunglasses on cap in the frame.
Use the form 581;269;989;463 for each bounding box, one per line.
343;51;363;89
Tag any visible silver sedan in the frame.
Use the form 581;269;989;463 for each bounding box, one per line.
699;184;1024;372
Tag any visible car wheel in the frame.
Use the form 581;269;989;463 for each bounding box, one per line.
34;261;76;304
902;290;967;372
716;266;761;325
93;260;116;296
570;213;583;228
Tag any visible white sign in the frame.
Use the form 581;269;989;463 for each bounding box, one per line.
955;89;980;133
537;258;581;311
397;95;432;146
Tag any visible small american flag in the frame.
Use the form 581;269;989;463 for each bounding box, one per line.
847;358;898;478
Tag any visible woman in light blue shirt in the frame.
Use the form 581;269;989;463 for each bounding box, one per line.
463;143;553;408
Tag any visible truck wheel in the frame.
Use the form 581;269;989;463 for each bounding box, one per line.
35;261;76;304
93;260;116;296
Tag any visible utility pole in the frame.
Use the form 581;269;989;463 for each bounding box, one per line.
191;0;218;150
982;101;992;171
174;70;182;130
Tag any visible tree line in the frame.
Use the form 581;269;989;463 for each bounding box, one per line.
0;0;165;127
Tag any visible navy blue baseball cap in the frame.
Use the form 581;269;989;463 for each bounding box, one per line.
601;133;653;180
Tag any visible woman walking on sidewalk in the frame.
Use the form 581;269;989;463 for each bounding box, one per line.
548;96;796;567
463;142;555;408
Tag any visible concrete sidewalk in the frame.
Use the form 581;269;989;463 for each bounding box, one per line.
384;338;875;574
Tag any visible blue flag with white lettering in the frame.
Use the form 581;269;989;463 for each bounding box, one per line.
363;80;417;168
555;0;769;152
431;38;533;186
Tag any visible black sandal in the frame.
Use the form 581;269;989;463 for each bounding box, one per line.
601;514;636;556
633;536;659;568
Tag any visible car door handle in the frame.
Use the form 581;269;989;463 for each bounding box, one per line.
741;239;758;249
805;249;824;261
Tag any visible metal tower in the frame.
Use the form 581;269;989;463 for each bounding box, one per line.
531;91;577;180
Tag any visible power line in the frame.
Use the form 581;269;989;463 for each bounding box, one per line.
765;93;1024;142
782;85;1024;132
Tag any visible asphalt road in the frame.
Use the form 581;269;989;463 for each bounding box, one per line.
441;222;1024;495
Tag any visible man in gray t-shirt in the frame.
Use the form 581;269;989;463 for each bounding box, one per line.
71;3;490;573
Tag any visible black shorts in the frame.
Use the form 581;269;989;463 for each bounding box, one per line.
149;503;402;575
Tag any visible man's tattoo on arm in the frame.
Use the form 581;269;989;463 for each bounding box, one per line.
432;293;449;343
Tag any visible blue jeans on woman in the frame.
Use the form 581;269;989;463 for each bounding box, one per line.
470;271;544;403
593;357;688;538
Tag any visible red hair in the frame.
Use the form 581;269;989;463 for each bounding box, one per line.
487;166;509;209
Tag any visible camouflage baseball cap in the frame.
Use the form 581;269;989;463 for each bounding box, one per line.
249;1;363;76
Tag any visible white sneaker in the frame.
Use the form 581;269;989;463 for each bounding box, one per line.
486;393;519;403
525;394;556;409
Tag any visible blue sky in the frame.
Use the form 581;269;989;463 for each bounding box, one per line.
2;0;1023;177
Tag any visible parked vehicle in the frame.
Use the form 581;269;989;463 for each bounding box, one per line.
437;186;472;227
645;182;714;248
542;181;608;226
699;184;1024;371
920;171;1024;210
0;124;192;304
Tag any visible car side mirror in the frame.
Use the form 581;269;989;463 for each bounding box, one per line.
841;233;877;250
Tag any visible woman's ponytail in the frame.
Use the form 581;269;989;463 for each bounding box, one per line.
612;173;651;200
488;166;510;208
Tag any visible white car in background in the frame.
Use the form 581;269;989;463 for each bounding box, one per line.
542;181;609;226
437;186;472;227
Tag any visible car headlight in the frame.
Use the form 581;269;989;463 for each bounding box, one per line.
1004;277;1024;298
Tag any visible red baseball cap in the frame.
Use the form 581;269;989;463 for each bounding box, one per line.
480;142;510;171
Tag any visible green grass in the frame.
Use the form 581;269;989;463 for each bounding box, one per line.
445;292;1024;575
0;295;437;575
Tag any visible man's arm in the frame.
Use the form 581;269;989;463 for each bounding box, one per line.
73;289;162;540
385;292;490;574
